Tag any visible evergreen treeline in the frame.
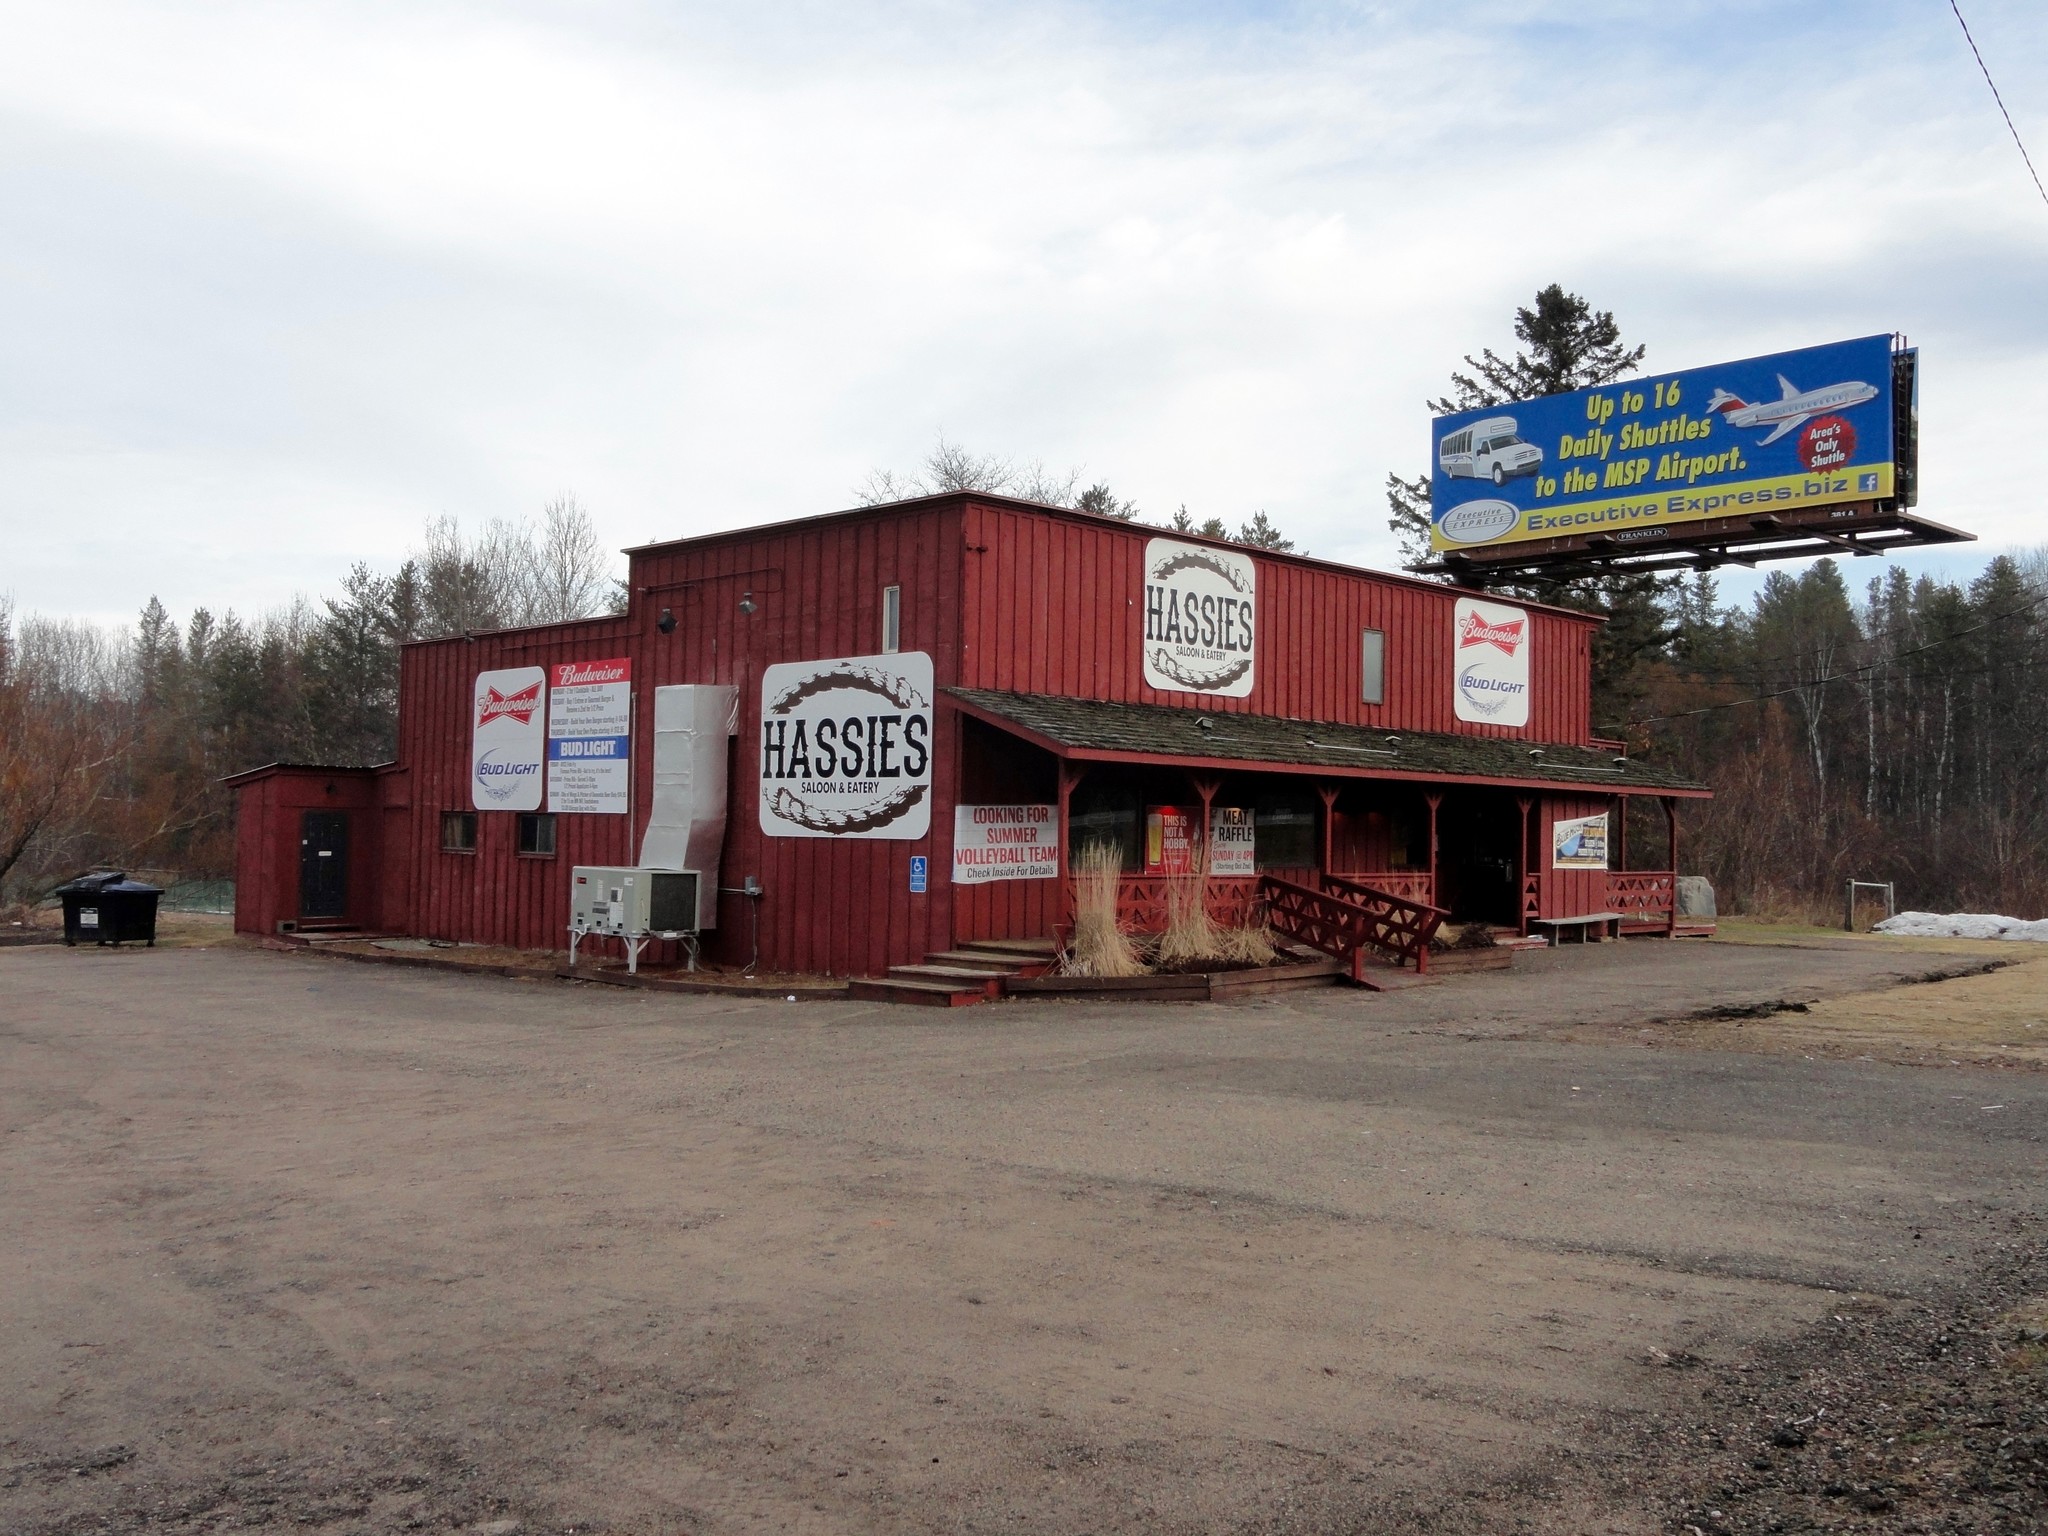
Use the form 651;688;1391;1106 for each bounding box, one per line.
0;502;620;899
1646;553;2048;918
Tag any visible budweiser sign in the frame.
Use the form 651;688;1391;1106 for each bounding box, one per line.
471;666;547;810
1457;611;1525;656
1452;596;1530;728
476;680;543;726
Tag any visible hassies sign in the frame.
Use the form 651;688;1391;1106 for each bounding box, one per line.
758;652;934;840
1142;538;1256;697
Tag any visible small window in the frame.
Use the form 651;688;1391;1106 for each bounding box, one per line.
881;584;902;653
1361;628;1385;705
516;813;557;857
441;811;478;852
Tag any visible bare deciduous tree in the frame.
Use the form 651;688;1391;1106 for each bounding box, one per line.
525;495;614;624
855;435;1082;508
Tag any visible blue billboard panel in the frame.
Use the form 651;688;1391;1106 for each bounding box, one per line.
1429;334;1899;552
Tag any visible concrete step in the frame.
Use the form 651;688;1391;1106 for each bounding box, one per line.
848;977;991;1008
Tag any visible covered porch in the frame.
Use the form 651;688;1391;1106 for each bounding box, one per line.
947;689;1711;950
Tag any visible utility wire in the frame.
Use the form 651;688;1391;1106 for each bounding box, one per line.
1630;585;2048;726
1951;0;2048;209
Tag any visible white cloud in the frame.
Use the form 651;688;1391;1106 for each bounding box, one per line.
3;0;2045;625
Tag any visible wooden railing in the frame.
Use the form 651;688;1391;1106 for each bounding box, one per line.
1329;871;1435;905
1073;877;1267;935
1607;871;1676;929
1261;874;1448;979
1521;873;1542;932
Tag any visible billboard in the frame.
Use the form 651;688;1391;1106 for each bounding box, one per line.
1430;335;1899;554
471;667;546;811
547;658;632;815
758;651;933;839
1452;596;1530;728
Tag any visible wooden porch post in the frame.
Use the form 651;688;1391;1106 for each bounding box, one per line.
1663;796;1679;936
1615;795;1628;872
1058;761;1087;935
1424;792;1443;914
1516;795;1534;937
1190;774;1221;861
1316;784;1340;884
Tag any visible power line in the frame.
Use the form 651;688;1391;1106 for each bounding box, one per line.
1951;0;2048;210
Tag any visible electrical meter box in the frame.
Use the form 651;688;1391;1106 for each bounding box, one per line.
570;867;702;937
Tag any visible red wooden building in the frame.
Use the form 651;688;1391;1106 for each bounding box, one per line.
232;492;1708;974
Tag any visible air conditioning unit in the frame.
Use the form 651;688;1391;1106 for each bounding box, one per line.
569;866;701;974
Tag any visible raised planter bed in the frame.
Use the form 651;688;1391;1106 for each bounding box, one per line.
1424;945;1516;975
1005;955;1344;1003
559;962;850;1001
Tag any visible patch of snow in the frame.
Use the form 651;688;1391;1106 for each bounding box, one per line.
1873;911;2048;942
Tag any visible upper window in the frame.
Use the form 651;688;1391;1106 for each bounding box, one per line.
516;813;557;857
1361;628;1385;706
881;585;902;653
441;810;478;852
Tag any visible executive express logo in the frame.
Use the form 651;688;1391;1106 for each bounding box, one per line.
1452;597;1530;728
1142;537;1256;698
758;652;934;840
1436;499;1521;546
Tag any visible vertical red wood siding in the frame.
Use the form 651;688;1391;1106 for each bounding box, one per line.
1539;793;1622;921
957;501;1596;742
300;493;1629;973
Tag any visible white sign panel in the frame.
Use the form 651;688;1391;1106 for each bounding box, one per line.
1142;537;1256;697
1210;807;1255;875
1452;596;1530;728
471;666;547;811
548;658;632;815
1552;812;1610;869
953;805;1059;883
759;652;934;839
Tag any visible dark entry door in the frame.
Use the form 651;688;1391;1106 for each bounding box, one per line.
299;811;349;920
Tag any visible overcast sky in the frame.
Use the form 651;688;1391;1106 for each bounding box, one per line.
5;0;2045;628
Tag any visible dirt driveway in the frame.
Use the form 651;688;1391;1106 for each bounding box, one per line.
3;938;2044;1534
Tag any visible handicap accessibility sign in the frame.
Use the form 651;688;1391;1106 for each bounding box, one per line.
909;856;928;894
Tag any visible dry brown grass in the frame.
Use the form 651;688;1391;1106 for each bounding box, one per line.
1063;843;1147;978
1156;847;1227;969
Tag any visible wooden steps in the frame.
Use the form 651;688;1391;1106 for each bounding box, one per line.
849;937;1056;1007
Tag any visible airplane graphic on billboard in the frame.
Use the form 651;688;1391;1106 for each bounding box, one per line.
1706;374;1880;446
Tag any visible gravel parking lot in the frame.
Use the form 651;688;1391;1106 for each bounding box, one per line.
3;937;2043;1534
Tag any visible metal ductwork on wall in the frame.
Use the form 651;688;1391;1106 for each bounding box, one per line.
638;684;738;930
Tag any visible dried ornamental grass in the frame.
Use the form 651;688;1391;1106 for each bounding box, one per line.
1156;846;1229;968
1216;912;1280;966
1065;843;1147;977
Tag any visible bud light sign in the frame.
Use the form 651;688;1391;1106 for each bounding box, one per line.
548;657;632;815
472;666;547;810
1452;596;1530;728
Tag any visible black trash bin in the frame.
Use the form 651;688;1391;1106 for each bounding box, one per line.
55;871;163;947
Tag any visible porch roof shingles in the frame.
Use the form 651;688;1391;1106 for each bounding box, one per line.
946;688;1708;795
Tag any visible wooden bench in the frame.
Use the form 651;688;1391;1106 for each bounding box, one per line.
1529;912;1626;944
